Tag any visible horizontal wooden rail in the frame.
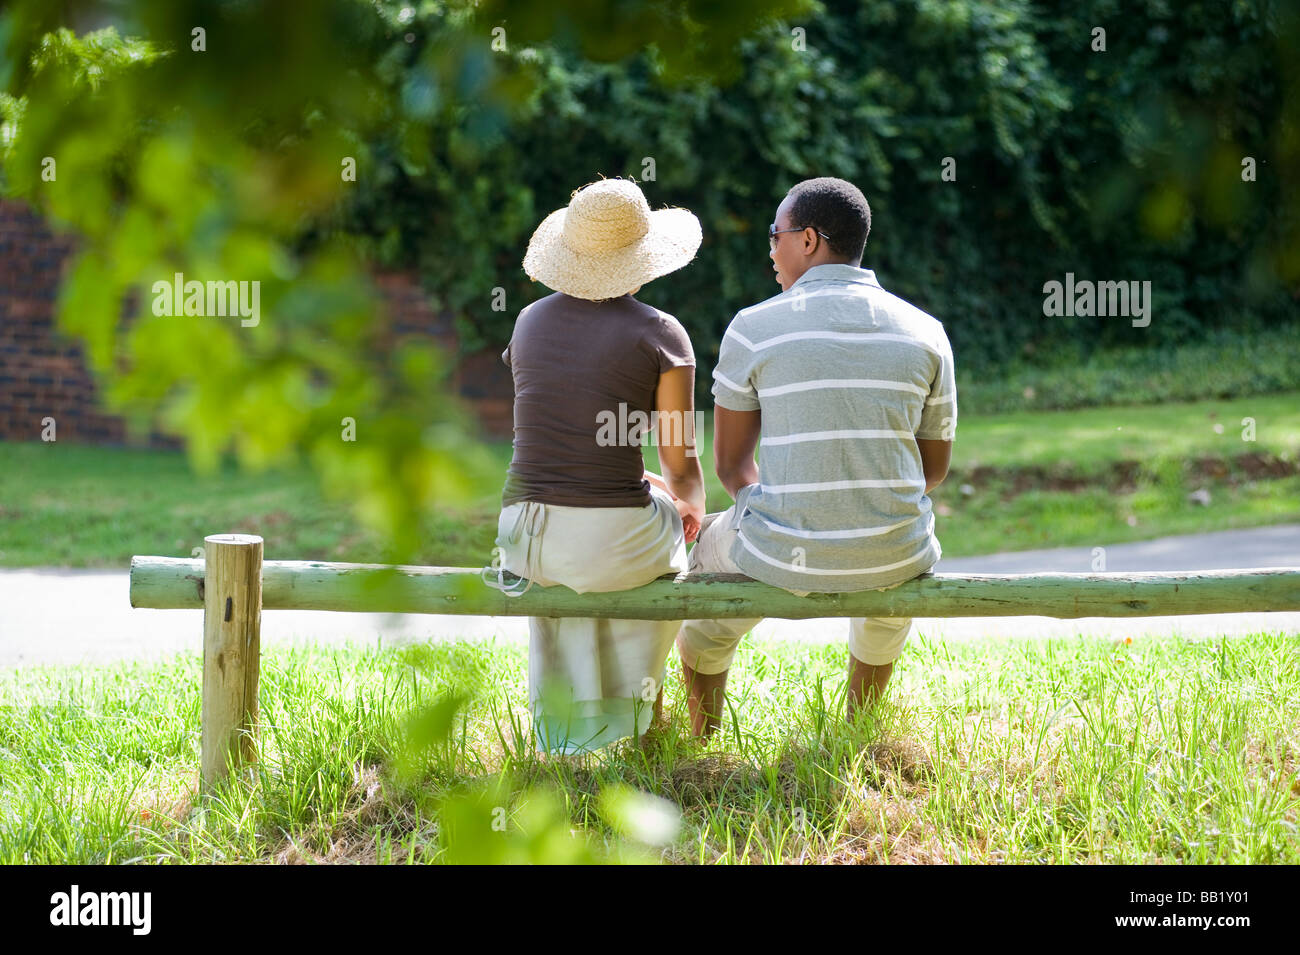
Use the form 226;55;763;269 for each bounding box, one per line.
130;556;1300;619
142;534;1300;791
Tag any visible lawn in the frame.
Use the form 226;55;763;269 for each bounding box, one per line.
1;629;1295;864
2;392;1297;568
928;392;1300;554
947;393;1300;473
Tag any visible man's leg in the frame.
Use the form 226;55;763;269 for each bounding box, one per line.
847;655;894;719
681;659;731;738
845;616;912;723
676;508;760;739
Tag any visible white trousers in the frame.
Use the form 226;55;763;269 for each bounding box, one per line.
493;484;687;755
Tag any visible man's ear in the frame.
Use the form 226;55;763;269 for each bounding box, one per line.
802;228;819;257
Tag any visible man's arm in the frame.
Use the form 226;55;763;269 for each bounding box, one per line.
915;331;956;495
714;405;761;499
917;438;951;494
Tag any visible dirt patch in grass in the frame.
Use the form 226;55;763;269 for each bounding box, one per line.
823;735;959;864
276;828;383;864
830;786;960;864
129;775;199;834
961;462;1141;497
1243;728;1300;804
667;753;764;805
1190;452;1298;482
271;762;439;865
231;510;294;535
951;450;1299;501
862;736;937;784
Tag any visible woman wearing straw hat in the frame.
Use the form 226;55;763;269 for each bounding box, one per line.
486;177;707;755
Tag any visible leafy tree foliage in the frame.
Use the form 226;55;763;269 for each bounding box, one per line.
0;0;806;560
1;1;1294;561
336;0;1296;381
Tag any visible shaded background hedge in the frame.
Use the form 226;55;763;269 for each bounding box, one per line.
328;0;1298;391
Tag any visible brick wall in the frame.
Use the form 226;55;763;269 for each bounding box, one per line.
0;199;514;447
0;199;163;445
370;268;516;439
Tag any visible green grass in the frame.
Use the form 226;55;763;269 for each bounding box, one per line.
956;327;1300;415
1;631;1295;864
0;440;514;568
948;392;1300;473
2;391;1297;568
933;475;1300;556
928;393;1300;554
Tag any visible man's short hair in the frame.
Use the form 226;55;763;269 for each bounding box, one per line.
786;177;871;262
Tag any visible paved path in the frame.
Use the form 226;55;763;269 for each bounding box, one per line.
931;523;1300;575
1;523;1297;668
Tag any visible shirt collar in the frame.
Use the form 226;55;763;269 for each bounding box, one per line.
790;263;881;291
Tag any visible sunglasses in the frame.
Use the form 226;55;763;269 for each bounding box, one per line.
769;223;831;248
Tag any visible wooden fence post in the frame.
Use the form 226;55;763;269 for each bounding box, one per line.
201;533;263;791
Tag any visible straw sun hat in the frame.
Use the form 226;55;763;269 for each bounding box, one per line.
523;178;702;301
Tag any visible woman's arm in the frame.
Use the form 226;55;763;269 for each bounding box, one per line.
654;366;706;542
644;469;671;494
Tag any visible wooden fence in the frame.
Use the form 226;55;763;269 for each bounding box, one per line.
130;534;1300;789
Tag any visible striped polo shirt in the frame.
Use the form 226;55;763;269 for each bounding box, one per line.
711;263;957;593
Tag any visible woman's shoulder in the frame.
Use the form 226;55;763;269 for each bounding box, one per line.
519;291;567;317
626;296;687;333
628;297;695;365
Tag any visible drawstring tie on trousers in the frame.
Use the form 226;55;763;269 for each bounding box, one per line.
480;501;546;598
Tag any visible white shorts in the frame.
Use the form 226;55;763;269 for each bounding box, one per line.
676;504;914;674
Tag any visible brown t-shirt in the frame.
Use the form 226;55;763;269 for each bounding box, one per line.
501;292;695;508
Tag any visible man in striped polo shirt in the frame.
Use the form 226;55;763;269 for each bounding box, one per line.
677;177;956;737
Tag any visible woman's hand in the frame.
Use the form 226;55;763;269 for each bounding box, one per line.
675;496;704;543
648;467;701;541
